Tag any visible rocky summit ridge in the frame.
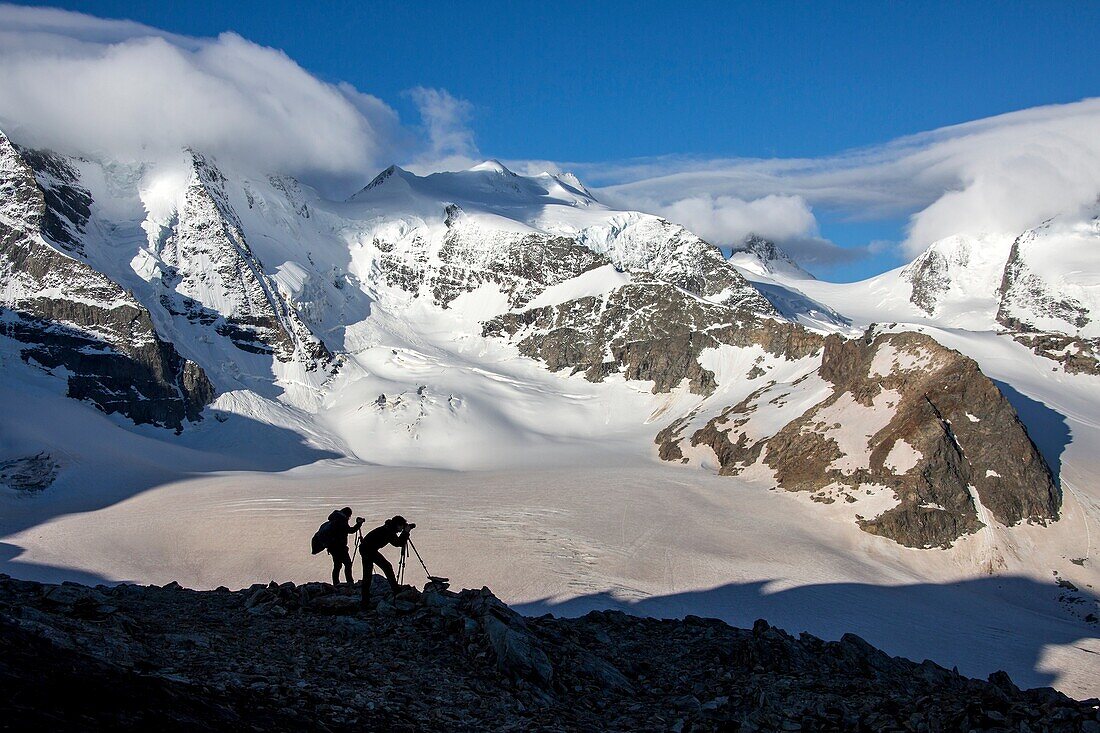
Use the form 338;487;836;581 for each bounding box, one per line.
1;574;1097;732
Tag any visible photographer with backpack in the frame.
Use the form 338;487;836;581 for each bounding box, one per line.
311;507;365;586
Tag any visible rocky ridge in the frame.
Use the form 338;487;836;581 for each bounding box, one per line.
1;574;1096;732
658;330;1060;548
569;215;779;311
485;278;821;394
151;151;331;366
372;207;608;310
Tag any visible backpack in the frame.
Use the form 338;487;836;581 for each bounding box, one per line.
311;520;333;555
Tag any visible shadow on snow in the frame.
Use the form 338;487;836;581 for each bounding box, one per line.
994;379;1071;487
516;574;1098;692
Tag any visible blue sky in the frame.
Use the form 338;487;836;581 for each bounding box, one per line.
7;1;1100;279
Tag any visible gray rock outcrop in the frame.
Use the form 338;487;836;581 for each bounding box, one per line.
0;452;59;492
485;278;821;394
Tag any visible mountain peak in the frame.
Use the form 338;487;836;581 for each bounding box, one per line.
740;234;792;263
468;159;515;175
362;163;410;191
549;171;597;203
731;235;812;280
347;164;418;201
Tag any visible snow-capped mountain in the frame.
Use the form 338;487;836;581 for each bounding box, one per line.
0;132;213;431
348;159;776;314
747;212;1100;376
892;212;1100;351
0;131;1093;554
996;214;1100;374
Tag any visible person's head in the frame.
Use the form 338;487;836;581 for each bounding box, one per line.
340;507;352;518
387;515;408;529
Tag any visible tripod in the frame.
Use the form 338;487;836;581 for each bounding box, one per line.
351;528;363;565
397;534;447;585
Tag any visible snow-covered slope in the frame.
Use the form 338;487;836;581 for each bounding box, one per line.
998;215;1100;338
729;236;855;334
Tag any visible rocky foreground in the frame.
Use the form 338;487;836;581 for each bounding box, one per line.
1;575;1096;732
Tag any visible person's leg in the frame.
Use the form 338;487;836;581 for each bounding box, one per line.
372;551;399;593
360;556;374;608
332;547;353;586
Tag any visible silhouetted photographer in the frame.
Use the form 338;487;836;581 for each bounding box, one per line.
311;507;365;586
359;515;414;607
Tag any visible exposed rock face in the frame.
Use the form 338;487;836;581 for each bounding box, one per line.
14;148;91;257
574;215;778;312
1010;332;1100;376
369;209;608;309
665;330;1059;548
903;245;956;315
0;132;214;430
999;232;1092;333
435;212;608;309
998;224;1100;375
151;151;330;365
485;278;822;394
2;575;1094;732
0;452;58;492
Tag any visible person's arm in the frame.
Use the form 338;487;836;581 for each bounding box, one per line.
389;528;409;547
347;517;365;535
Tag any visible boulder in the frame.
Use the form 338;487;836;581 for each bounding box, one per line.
307;595;360;615
481;614;553;689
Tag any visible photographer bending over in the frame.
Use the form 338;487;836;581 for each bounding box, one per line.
360;515;414;607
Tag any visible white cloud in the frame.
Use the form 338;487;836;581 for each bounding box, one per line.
589;98;1100;257
601;190;819;248
402;86;480;173
0;5;473;196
